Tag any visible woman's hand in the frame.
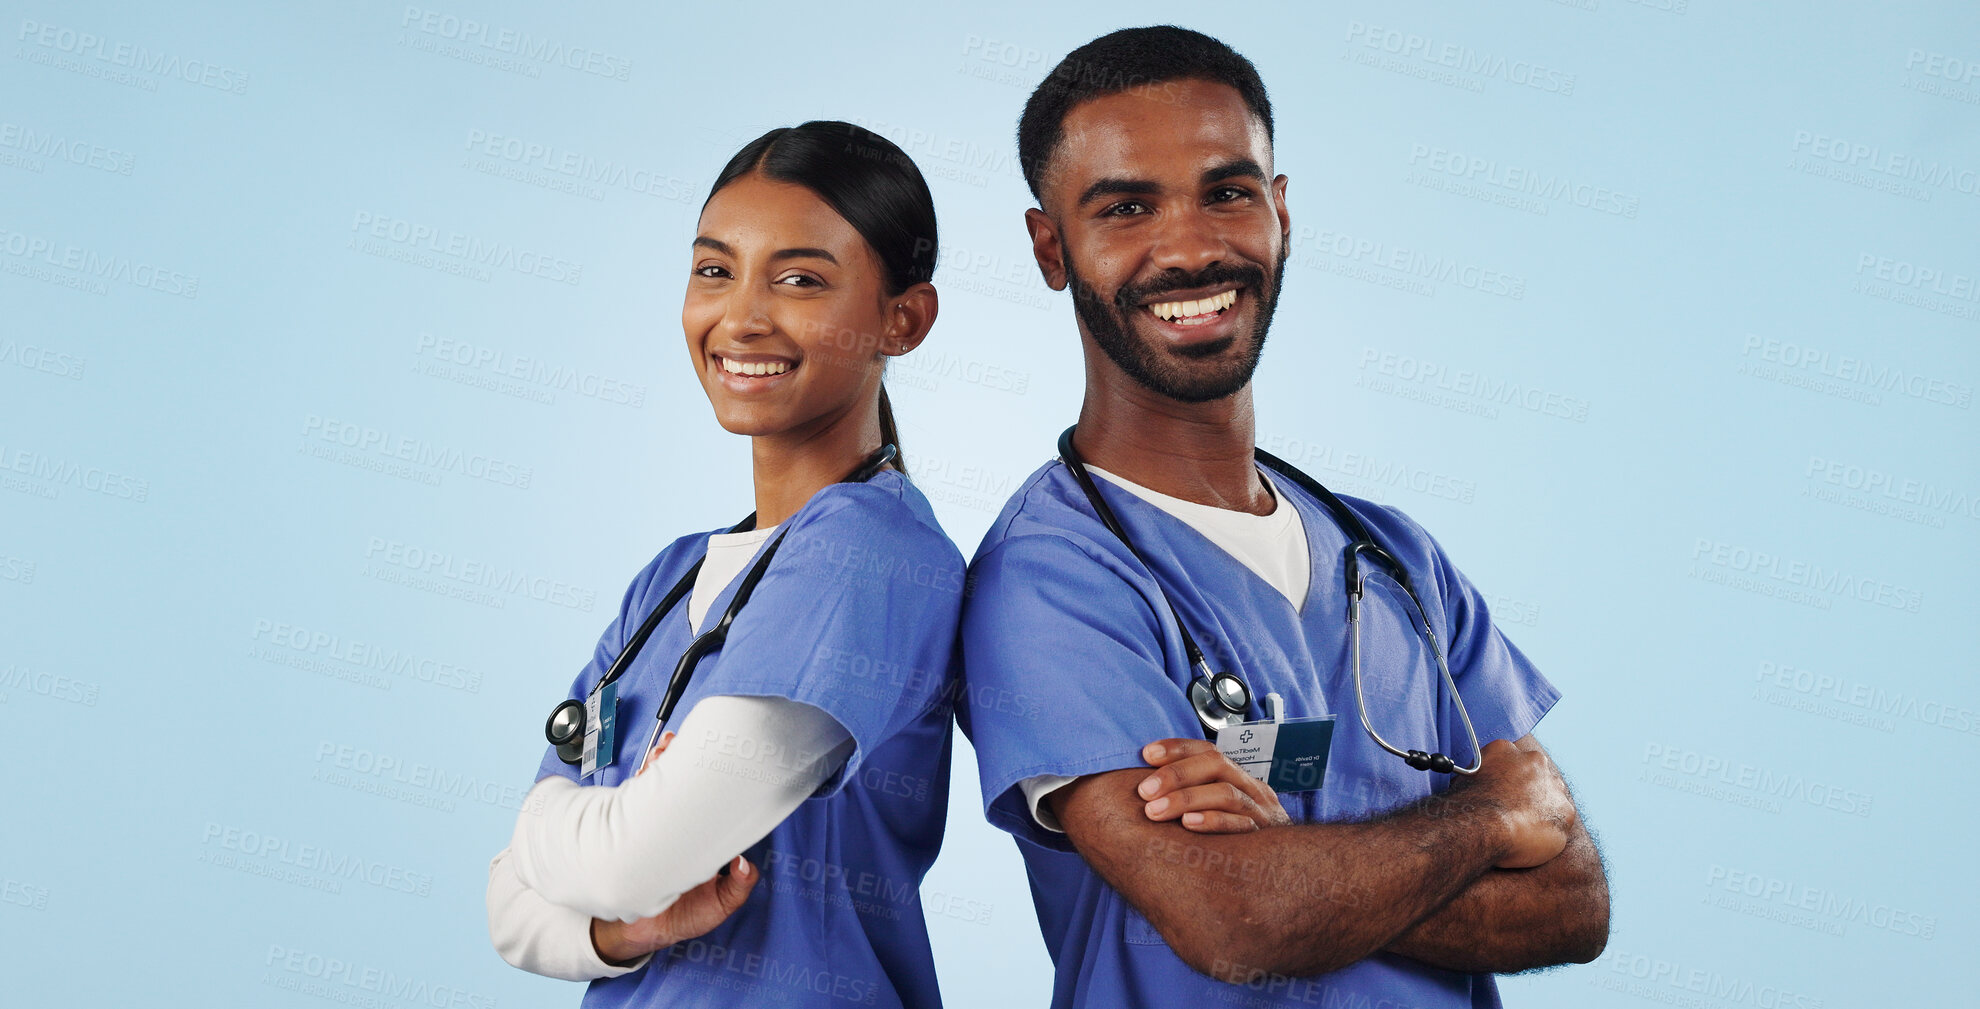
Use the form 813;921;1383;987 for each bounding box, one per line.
1135;738;1292;833
588;732;761;965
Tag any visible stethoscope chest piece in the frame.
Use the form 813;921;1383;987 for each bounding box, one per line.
546;699;586;765
1189;669;1252;733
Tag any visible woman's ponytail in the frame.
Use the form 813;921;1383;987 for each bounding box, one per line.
877;383;905;475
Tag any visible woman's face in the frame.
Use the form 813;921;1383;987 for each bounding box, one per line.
683;173;896;440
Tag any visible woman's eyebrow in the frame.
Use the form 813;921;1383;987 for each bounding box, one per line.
690;237;838;265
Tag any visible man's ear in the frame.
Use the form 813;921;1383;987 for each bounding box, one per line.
1273;174;1292;250
1024;208;1068;291
882;282;939;356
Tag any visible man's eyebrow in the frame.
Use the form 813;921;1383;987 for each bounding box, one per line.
690;238;838;266
1202;158;1268;186
1077;176;1159;208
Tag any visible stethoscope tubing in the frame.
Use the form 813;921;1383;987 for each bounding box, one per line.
1058;425;1483;774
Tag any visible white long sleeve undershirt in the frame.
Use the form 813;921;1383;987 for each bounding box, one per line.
487;694;853;979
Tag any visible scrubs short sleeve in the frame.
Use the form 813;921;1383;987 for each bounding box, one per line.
681;484;966;798
959;532;1202;852
1369;504;1560;748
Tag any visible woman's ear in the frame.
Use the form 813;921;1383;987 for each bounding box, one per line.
882;282;939;357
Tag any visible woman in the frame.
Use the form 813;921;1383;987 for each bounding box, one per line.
486;121;960;1009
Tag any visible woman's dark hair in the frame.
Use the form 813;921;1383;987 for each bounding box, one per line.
704;121;937;473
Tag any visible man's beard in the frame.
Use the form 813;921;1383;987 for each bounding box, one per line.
1065;245;1288;404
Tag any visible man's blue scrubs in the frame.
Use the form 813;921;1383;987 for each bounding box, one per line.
958;461;1560;1009
535;470;964;1009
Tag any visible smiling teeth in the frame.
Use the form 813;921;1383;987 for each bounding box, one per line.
721;357;792;376
1149;290;1238;321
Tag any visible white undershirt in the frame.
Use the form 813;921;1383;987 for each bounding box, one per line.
486;524;855;980
688;525;780;634
1019;463;1312;831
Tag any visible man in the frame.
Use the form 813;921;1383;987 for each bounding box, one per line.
957;26;1609;1008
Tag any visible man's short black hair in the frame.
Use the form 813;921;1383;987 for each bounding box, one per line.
1017;25;1274;202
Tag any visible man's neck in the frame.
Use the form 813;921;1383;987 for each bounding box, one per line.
1073;369;1272;516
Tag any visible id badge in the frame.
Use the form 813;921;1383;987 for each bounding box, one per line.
581;681;618;777
1216;710;1336;793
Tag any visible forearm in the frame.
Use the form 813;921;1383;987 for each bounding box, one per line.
509;695;852;921
485;847;652;981
1059;771;1515;979
1384;821;1609;972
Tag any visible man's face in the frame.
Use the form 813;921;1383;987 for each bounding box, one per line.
1028;80;1290;404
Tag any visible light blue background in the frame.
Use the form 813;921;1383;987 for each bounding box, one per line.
3;1;1975;1006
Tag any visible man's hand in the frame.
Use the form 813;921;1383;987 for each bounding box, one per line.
1455;738;1576;868
1136;738;1291;833
1385;735;1610;972
588;732;760;966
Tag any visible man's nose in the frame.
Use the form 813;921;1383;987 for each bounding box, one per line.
1146;208;1227;275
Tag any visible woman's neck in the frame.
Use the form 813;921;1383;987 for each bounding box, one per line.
748;405;885;528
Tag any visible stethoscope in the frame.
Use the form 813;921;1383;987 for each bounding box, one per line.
1057;427;1482;775
545;444;899;767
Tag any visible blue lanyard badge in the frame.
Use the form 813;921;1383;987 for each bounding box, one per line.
1214;692;1337;793
581;681;619;778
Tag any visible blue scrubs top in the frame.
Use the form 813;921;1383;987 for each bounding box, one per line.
534;469;964;1009
958;462;1560;1009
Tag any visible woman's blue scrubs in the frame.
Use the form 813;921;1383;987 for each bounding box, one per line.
958;462;1560;1009
533;470;965;1009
